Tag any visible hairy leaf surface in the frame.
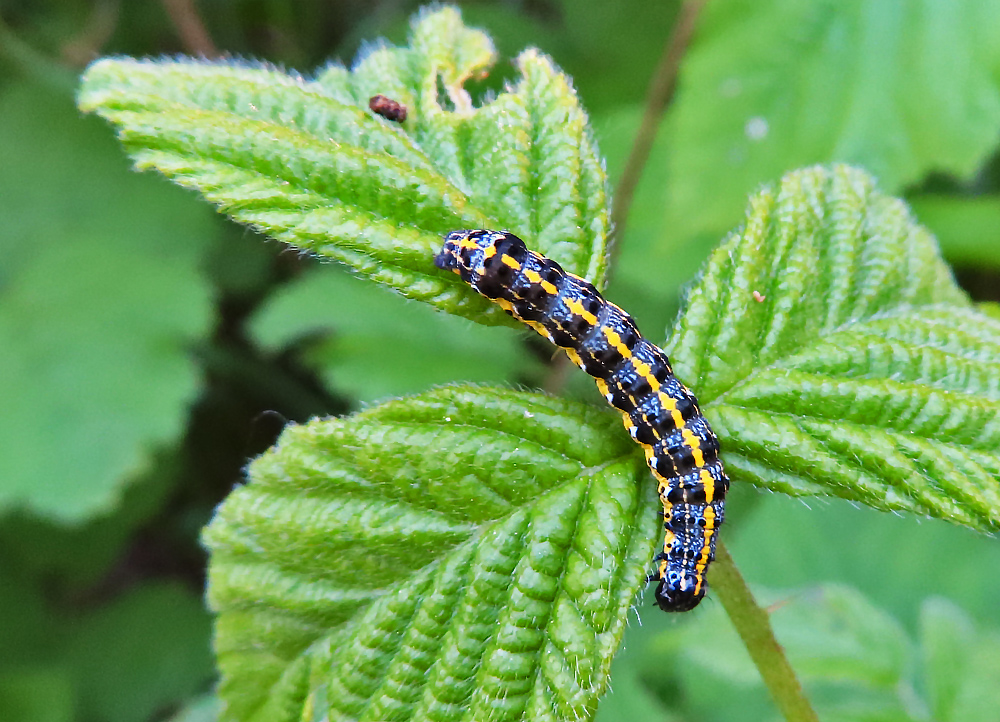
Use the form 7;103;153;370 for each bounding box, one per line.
77;7;609;325
204;386;658;722
667;165;1000;531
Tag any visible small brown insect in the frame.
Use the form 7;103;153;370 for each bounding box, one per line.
752;290;766;303
369;94;407;123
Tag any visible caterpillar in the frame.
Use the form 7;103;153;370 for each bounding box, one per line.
435;229;728;612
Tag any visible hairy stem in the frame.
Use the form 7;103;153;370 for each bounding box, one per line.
711;541;819;722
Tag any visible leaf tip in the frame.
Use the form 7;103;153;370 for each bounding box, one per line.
77;56;129;111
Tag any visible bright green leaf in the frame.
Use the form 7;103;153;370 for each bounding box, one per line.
76;6;610;326
0;237;208;520
981;302;1000;322
168;694;223;722
660;0;1000;245
250;266;544;403
204;386;657;722
603;491;1000;720
667;165;1000;532
0;83;212;521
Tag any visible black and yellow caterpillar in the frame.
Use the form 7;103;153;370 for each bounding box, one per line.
435;229;728;611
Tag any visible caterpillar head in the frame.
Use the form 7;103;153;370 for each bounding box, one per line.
435;229;527;299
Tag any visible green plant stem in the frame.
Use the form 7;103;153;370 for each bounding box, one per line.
711;541;820;722
608;0;707;276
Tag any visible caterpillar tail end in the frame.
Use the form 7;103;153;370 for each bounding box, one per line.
653;577;706;612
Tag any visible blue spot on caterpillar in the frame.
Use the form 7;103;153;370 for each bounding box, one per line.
435;229;728;612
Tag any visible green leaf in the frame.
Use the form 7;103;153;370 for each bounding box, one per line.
660;0;1000;244
0;462;172;593
0;570;213;722
594;652;678;722
0;83;212;521
593;106;708;338
204;385;657;722
0;570;73;722
250;266;544;403
63;583;215;722
667;165;1000;532
167;694;223;722
0;669;73;722
981;302;1000;323
76;6;610;326
0;568;65;668
920;598;1000;722
721;493;1000;630
766;588;910;689
921;597;973;722
906;194;1000;269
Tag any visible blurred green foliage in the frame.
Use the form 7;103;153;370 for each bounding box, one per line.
611;584;1000;722
1;1;999;721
